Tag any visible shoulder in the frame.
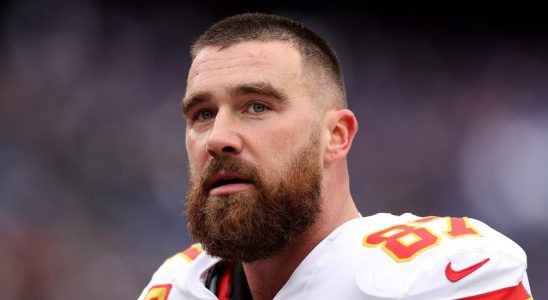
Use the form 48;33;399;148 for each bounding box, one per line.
137;244;204;300
347;213;532;299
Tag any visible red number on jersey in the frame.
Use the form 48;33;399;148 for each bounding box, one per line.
445;217;481;238
363;224;440;262
363;217;482;262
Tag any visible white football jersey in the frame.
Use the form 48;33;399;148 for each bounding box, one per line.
138;213;532;299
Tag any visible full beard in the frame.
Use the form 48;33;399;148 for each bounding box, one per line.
185;139;322;262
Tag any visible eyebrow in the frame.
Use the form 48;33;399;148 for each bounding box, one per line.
181;92;211;117
181;82;289;117
230;82;289;103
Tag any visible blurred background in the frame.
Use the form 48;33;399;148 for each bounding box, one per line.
1;0;547;298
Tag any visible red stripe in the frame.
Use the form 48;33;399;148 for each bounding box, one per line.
460;282;531;300
182;245;202;261
217;263;234;300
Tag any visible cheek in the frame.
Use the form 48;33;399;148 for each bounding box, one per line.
186;131;207;170
259;120;314;164
276;118;314;146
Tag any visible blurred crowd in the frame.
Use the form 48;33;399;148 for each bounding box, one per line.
1;1;547;298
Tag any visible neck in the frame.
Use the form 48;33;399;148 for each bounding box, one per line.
242;237;311;300
242;188;359;300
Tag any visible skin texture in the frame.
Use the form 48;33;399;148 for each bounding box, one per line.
182;41;360;300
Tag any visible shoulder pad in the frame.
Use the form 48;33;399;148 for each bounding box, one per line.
356;216;529;299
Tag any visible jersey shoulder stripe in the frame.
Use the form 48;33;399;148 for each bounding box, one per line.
459;281;532;300
137;244;205;300
169;243;203;263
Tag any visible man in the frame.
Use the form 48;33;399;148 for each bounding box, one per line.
139;13;532;299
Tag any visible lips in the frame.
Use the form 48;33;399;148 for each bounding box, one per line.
207;171;253;196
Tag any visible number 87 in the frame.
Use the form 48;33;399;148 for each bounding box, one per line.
363;217;481;262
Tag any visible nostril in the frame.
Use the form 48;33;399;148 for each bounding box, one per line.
222;146;236;153
207;148;217;157
206;145;237;157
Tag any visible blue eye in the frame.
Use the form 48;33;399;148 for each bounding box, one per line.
196;110;214;120
249;103;267;113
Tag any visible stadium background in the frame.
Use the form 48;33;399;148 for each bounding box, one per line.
0;1;547;298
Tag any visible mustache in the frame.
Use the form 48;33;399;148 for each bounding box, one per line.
196;156;260;192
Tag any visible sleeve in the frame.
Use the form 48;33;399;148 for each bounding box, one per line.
459;280;532;300
356;215;532;299
453;218;532;299
137;244;203;300
406;240;532;299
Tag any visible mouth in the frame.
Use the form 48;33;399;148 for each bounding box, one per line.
208;171;254;196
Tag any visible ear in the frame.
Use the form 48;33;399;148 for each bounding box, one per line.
324;109;358;163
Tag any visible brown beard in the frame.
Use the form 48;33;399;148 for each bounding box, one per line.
185;138;322;262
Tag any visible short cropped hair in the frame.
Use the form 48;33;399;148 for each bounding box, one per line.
191;13;347;107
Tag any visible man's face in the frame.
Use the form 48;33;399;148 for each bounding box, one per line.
182;41;324;262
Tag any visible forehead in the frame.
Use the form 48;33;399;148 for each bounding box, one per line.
186;41;305;97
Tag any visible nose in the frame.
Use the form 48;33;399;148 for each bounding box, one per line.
206;110;242;157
